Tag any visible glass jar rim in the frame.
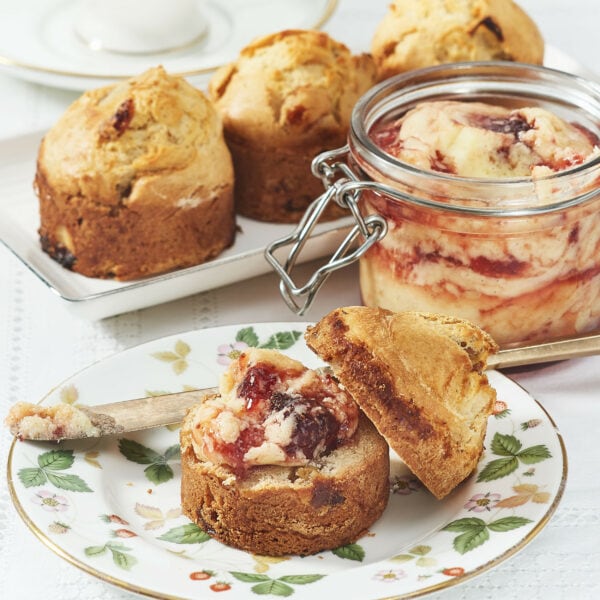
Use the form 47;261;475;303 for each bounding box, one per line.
349;61;600;216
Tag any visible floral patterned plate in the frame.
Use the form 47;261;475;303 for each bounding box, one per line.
7;322;567;599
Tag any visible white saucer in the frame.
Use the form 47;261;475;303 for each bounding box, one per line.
0;0;338;90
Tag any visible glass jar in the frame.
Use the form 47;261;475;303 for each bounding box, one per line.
266;62;600;347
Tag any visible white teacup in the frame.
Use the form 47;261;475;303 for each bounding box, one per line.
75;0;207;54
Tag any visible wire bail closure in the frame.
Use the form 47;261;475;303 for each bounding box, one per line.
264;146;388;315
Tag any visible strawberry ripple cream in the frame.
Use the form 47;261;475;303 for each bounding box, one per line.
346;63;600;346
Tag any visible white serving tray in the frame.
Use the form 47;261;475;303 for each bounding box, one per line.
0;131;352;320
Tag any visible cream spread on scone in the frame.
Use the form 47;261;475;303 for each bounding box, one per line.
5;402;100;441
190;349;359;472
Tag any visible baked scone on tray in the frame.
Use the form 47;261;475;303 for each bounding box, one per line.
305;307;499;500
36;66;235;280
208;29;376;223
180;348;390;556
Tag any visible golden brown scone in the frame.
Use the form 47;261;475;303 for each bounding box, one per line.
181;412;389;556
371;0;544;80
36;66;235;280
305;307;498;499
209;29;376;223
180;347;390;556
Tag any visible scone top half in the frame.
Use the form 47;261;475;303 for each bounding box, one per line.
209;29;376;148
305;307;499;499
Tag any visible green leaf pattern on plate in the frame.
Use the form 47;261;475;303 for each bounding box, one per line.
18;450;92;492
230;572;325;597
478;433;552;482
443;515;533;555
84;541;137;571
332;543;365;562
158;523;210;544
118;439;180;485
236;327;302;351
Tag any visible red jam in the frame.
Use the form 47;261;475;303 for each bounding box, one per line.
191;350;359;474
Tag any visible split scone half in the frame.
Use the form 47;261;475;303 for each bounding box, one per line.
180;347;390;556
305;307;499;499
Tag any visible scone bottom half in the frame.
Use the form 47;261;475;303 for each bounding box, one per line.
180;347;390;556
305;307;499;500
181;413;389;556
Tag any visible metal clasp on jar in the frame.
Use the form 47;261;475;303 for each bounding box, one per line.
264;146;388;315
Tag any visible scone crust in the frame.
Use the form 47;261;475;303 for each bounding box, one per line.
36;66;235;280
218;135;340;223
371;0;544;80
209;29;376;223
181;413;390;556
305;307;498;499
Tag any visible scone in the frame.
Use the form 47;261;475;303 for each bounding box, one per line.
305;307;498;499
371;0;544;80
208;29;376;223
36;66;235;280
180;348;390;556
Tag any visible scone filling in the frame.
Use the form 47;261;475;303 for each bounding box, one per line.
190;349;359;474
5;402;100;441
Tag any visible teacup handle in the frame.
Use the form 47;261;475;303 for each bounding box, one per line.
264;146;388;315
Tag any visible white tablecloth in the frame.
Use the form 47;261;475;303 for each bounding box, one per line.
1;1;599;599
